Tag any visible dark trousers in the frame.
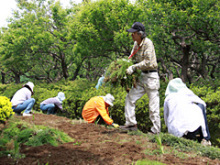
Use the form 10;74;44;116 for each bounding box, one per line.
183;103;211;142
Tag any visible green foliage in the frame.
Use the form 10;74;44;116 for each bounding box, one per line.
139;0;220;82
0;96;14;121
148;133;220;160
26;127;73;147
155;135;164;154
135;159;166;165
0;118;74;158
190;85;220;147
0;83;20;99
0;80;219;147
105;59;141;92
0;0;219;83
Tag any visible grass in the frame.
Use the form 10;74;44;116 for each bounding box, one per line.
136;140;142;145
155;135;164;154
1;115;220;162
0;116;74;159
102;127;220;160
147;133;220;160
135;159;167;165
119;129;220;160
73;141;82;146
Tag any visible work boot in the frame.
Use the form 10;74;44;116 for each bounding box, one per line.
148;129;160;135
119;125;138;131
201;139;211;146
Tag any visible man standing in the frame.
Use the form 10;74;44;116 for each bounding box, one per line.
119;22;161;134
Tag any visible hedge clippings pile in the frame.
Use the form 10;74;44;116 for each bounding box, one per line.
104;59;141;92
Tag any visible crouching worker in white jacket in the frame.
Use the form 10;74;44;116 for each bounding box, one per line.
40;92;65;115
164;78;211;146
11;82;35;117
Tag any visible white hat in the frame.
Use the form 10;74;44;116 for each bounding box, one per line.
165;78;187;97
57;92;65;102
25;82;34;92
103;93;115;107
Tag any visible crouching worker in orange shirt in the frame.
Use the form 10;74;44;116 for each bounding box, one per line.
82;94;119;128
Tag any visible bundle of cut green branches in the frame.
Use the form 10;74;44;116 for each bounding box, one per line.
104;59;141;92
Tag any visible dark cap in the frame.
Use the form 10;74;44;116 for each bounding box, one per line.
127;22;145;33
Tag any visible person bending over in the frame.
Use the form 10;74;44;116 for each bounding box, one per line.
82;94;119;128
40;92;65;115
11;82;35;116
164;78;211;146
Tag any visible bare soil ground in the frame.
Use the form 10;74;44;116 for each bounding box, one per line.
0;114;220;165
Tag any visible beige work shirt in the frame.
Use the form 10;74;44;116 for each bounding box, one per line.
130;37;158;71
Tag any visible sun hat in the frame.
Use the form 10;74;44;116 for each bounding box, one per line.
103;94;115;107
127;22;145;33
57;92;66;102
165;78;187;97
25;82;34;92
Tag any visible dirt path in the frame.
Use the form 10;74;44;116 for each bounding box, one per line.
0;114;220;165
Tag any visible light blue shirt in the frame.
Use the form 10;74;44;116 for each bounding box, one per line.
95;76;105;89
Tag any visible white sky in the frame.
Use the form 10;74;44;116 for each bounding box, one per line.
0;0;82;28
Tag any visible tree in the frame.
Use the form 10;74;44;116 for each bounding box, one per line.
69;0;142;80
140;0;220;83
0;0;76;82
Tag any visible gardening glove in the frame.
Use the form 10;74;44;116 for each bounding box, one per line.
112;123;119;128
126;65;135;75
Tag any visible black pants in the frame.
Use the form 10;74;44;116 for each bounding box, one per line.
183;126;203;142
183;103;211;142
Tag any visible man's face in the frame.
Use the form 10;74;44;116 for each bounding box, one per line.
131;31;141;41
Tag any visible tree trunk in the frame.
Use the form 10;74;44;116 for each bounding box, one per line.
158;57;173;81
200;55;208;79
72;57;87;80
61;53;68;79
14;74;20;84
1;71;5;84
72;64;81;80
180;45;190;83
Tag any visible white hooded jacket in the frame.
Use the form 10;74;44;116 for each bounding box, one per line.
164;78;207;138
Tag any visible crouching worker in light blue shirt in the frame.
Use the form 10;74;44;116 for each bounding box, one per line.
40;92;65;115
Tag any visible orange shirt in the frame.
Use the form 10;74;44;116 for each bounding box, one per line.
82;96;113;125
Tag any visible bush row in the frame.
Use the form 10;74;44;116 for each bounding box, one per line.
0;79;219;147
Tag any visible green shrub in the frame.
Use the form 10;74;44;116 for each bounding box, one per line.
0;96;14;121
0;119;74;158
0;83;20;100
25;127;73;147
0;79;219;147
190;86;220;147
